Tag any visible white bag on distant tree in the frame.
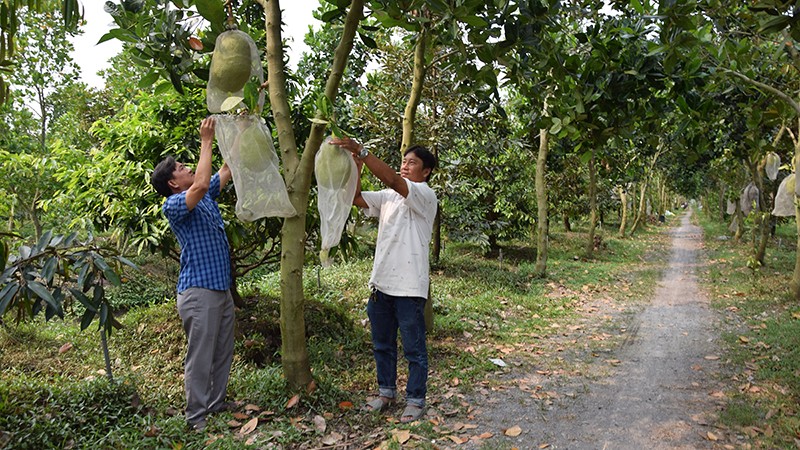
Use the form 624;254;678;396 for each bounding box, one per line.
315;137;358;266
214;114;296;221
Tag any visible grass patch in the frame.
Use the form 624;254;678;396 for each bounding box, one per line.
697;211;800;447
0;221;670;449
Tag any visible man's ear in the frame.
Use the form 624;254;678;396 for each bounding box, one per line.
167;179;179;192
422;168;432;179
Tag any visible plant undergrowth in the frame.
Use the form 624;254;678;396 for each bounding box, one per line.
697;213;800;448
0;221;671;449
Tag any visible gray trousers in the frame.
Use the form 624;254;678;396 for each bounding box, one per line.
177;287;235;425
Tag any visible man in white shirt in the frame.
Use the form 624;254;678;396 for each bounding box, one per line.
331;137;437;423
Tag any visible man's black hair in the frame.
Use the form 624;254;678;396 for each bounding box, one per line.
151;156;177;197
404;145;437;182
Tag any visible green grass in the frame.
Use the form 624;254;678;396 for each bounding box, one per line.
697;211;800;448
0;221;672;449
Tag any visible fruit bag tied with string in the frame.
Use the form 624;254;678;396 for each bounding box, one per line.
314;137;358;266
214;115;296;221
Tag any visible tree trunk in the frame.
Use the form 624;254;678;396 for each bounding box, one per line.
586;149;597;258
719;183;726;222
732;197;745;243
431;205;441;264
751;157;769;266
262;0;363;388
534;124;549;276
630;179;648;235
400;24;435;328
618;186;628;238
400;26;428;153
563;215;571;232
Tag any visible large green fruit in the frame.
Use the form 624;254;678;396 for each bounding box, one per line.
238;123;272;172
316;140;351;188
210;31;252;92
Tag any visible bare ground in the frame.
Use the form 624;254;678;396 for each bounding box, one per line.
446;210;736;450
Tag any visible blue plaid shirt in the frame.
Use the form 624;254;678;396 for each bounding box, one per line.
163;173;231;293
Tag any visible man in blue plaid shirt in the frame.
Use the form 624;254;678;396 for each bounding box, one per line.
151;116;234;432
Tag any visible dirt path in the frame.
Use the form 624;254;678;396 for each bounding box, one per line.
457;210;728;449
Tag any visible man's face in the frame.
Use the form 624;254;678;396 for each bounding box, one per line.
400;152;431;183
169;162;194;193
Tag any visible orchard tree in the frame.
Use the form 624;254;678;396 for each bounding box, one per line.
0;0;82;105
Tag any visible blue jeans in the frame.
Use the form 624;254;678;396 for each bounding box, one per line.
367;290;428;407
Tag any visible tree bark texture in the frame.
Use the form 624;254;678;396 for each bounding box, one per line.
262;0;364;388
586;149;597;258
534;125;549;276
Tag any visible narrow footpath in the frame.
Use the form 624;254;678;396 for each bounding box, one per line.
462;210;728;449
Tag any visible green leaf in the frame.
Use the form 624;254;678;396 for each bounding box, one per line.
460;15;488;28
102;264;122;287
759;15;791;34
35;230;52;254
77;262;91;291
359;32;377;49
0;240;6;273
309;117;330;125
26;280;58;311
116;256;138;270
154;81;173;95
138;71;160;88
41;256;57;284
221;96;243;111
321;9;344;23
68;287;96;312
80;308;95;330
98;28;139;44
549;117;562;135
99;302;109;328
194;0;226;32
0;282;19;315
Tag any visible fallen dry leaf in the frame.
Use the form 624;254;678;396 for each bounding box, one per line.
705;431;719;441
738;336;750;343
59;343;73;354
504;425;523;437
244;403;261;412
306;380;317;395
286;394;300;409
448;435;468;444
321;432;343;445
240;417;258;435
704;355;720;360
313;415;326;433
338;401;354;409
232;412;249;420
391;429;411;444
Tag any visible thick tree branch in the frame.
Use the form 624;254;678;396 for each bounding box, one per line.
722;68;800;117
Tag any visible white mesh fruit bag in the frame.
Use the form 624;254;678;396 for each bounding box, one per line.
765;152;780;181
772;173;796;217
207;29;264;114
214;114;296;221
314;137;358;267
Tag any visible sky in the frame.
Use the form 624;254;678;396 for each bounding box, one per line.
70;0;322;89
